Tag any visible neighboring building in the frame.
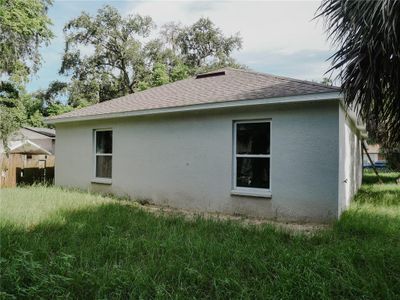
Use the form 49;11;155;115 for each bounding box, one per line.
363;143;385;164
46;68;366;222
0;127;56;187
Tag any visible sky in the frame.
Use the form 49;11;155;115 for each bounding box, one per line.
27;0;335;92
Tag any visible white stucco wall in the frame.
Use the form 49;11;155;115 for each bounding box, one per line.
338;104;363;216
55;100;341;221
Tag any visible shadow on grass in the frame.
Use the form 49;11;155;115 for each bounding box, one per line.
362;172;400;184
1;202;400;299
354;188;400;206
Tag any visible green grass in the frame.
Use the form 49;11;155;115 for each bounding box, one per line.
1;174;400;299
0;186;115;228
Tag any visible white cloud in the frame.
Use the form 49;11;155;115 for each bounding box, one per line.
124;0;334;81
126;0;330;53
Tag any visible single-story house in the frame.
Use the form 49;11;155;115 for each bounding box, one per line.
0;127;56;187
46;68;367;221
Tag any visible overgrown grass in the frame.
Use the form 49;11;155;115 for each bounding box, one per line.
0;185;115;228
1;174;399;299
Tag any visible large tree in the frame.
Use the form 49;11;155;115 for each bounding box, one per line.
60;5;154;105
60;6;243;105
318;0;400;150
0;0;53;149
160;18;242;71
0;0;53;80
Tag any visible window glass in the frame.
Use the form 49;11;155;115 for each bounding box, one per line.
96;156;112;178
236;157;270;189
236;123;270;154
96;131;113;154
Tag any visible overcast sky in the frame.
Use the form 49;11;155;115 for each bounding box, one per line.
27;0;335;92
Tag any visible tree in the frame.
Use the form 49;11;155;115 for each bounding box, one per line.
0;83;25;151
177;18;242;69
60;7;243;102
34;80;75;117
0;0;54;81
161;18;243;71
318;0;400;150
320;77;333;86
36;81;68;106
60;5;154;104
0;0;54;150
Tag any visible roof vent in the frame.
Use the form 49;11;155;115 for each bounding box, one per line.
195;71;225;79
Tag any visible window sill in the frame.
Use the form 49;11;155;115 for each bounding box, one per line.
91;178;112;185
231;189;272;198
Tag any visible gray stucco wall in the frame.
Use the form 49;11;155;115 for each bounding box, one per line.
55;100;340;221
338;104;363;216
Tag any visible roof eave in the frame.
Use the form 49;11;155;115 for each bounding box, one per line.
45;91;342;125
9;140;52;155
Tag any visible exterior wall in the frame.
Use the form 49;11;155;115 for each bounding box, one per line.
55;101;340;221
338;104;363;216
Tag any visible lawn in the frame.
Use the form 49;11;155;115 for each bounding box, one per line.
1;173;399;299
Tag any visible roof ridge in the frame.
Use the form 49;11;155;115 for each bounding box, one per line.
225;67;340;91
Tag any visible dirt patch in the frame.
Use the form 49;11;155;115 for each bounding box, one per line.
132;203;330;235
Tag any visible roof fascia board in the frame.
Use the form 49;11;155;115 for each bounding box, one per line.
46;92;341;125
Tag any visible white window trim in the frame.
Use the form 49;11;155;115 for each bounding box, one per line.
232;119;271;198
92;128;113;184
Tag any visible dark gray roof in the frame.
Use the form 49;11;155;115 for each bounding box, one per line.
23;127;56;138
48;68;339;122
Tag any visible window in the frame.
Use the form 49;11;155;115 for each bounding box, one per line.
233;121;270;195
94;129;112;179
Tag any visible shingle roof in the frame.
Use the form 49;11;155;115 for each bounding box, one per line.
23;127;56;137
48;68;339;122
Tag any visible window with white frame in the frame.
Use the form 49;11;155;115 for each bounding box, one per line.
94;129;112;179
233;121;270;192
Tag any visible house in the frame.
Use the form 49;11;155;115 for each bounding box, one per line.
46;68;366;221
363;143;385;164
0;127;56;187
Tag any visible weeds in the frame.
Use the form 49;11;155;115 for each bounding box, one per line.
1;174;399;299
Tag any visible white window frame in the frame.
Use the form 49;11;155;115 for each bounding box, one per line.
232;120;271;198
92;129;113;184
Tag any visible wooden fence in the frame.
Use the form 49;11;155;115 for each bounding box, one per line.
0;154;55;188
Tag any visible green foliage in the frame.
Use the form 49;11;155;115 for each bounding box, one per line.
0;98;26;151
383;150;400;171
0;0;54;80
170;62;190;81
35;81;68;106
2;4;244;137
149;63;170;87
60;7;243;105
1;174;400;298
60;5;154;104
0;86;46;149
320;77;333;86
0;0;53;150
318;0;400;148
46;102;74;117
136;81;150;92
174;17;242;68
